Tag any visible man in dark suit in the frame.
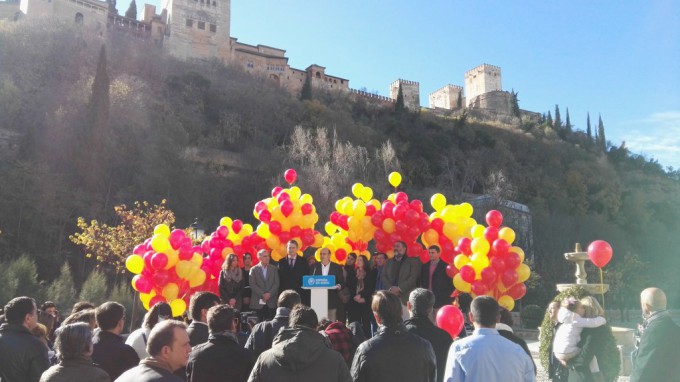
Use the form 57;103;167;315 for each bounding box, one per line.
187;292;220;347
278;240;310;305
420;245;453;317
631;287;680;382
310;247;344;321
92;302;140;380
381;241;421;320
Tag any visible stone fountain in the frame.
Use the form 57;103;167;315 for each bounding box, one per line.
556;243;634;376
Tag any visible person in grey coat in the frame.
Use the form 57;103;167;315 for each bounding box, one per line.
40;322;110;382
249;249;280;321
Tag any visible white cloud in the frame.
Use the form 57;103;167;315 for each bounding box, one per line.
620;111;680;169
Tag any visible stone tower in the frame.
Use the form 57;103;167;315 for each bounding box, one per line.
162;0;231;61
390;79;420;110
429;84;464;110
464;64;501;107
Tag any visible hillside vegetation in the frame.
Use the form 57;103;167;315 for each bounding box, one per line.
1;20;678;307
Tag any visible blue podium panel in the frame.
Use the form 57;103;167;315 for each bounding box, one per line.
302;275;336;289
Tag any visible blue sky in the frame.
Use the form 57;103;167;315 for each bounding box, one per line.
144;0;680;169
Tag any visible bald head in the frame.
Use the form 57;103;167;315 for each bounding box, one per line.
641;287;667;314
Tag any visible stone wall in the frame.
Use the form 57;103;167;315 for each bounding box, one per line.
390;79;420;110
429;84;463;110
464;63;502;107
163;0;230;61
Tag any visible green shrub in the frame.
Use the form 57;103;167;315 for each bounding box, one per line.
47;263;77;314
520;304;543;328
78;271;108;305
0;255;44;306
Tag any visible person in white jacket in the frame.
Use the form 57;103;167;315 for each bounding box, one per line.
125;302;172;359
552;297;606;373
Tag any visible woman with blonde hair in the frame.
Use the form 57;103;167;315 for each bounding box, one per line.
219;253;244;309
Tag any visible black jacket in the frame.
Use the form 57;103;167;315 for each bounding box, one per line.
351;324;436;382
568;324;619;382
91;330;139;380
420;261;453;309
0;323;50;382
496;324;536;376
186;321;209;347
277;257;310;305
631;311;680;382
404;316;452;382
244;308;290;359
186;333;254;382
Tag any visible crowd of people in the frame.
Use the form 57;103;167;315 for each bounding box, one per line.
0;239;677;382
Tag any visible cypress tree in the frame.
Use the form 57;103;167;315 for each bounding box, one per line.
89;44;110;132
554;105;562;129
125;0;137;19
565;108;572;133
456;92;463;109
598;114;607;151
586;112;592;141
511;89;520;117
546;110;553;127
108;0;118;15
395;83;405;112
300;75;312;101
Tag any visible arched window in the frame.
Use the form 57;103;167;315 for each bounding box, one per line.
75;13;84;24
315;71;321;78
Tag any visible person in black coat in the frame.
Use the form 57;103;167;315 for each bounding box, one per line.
277;240;310;305
347;265;374;338
0;297;51;382
420;246;453;311
495;308;536;376
351;291;436;382
404;288;452;382
310;248;345;321
186;305;253;382
186;292;220;347
631;287;680;382
91;302;139;380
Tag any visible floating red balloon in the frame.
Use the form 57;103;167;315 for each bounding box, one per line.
284;169;297;185
486;210;503;227
436;305;465;339
587;240;613;268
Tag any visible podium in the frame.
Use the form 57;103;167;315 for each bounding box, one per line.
302;275;336;320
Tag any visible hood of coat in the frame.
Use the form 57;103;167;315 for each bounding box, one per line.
270;326;327;372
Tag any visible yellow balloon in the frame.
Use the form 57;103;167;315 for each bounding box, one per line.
368;199;381;210
256;223;271;239
189;270;206;288
517;263;531;283
442;222;458;241
387;193;397;203
125;255;144;274
360;187;373;202
382;218;396;234
351;183;364;198
459;203;474;218
154;224;171;237
325;222;337;236
266;235;281;250
300;193;313;204
453;273;471;293
175;260;193;279
190;253;203;266
471;238;490;255
242;224;254;236
423;229;439;247
470;224;486;239
140;292;154;310
470;253;489;273
353;200;367;217
510;246;525;262
150;234;171;253
335;199;344;212
170;299;187;317
442;205;456;221
453;254;470;269
162;283;179;301
219;217;233;227
164;249;179;270
342;200;354;215
499;227;516;244
313;233;324;247
430;193;447;212
498;295;515;311
289;186;302;200
388;172;402;188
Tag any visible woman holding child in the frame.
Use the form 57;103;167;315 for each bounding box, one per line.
564;296;611;382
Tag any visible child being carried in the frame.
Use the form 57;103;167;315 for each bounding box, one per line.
552;297;606;372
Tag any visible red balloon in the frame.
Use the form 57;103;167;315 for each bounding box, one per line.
480;267;497;285
457;237;472;255
133;244;147;255
151;252;168;270
232;220;243;234
436;305;465;339
484;226;499;243
301;203;313;215
505;252;521;270
395;221;409;235
370;212;384;227
269;221;282;235
418;215;430;231
152;270;171;288
393;203;408;219
508;283;527;299
271;186;284;197
588;240;613;268
335;248;347;262
216;226;229;239
149;295;167;308
133;275;153;294
460;265;476;283
179;244;193;260
277;192;290;203
490;256;506;272
394;192;409;205
284;169;297;185
501;269;518;287
280;200;294;217
408;243;424;258
365;205;377;216
492;239;510;256
430;218;445;233
445;264;458;278
410;200;424;212
381;201;395;218
486;210;503;227
404;209;419;224
290;226;302;238
278;231;291;244
419;250;430;263
259;210;272;223
471;281;488;296
255;201;267;213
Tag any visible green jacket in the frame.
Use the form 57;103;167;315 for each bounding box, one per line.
631;311;680;382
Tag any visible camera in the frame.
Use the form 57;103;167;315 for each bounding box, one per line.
239;311;258;331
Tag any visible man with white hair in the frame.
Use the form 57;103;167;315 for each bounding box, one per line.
631;287;680;382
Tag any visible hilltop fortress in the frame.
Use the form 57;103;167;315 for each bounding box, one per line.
1;0;537;118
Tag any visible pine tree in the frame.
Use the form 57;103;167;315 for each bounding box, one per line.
395;84;405;113
79;271;108;305
124;0;137;19
300;75;312;101
565;108;572;133
546;110;553;127
47;263;78;313
4;255;44;304
554;105;562;129
598;114;607;151
586;112;592;141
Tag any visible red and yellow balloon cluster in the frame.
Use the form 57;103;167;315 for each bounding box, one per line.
370;173;430;259
253;169;324;261
325;183;380;261
126;224;202;317
421;193;477;264
451;210;530;311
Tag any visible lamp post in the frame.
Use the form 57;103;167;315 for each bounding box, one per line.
190;218;204;244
